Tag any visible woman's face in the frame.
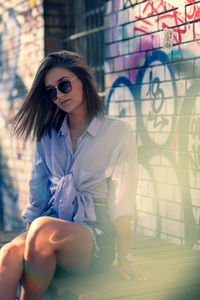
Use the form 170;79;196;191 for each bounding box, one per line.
44;67;86;116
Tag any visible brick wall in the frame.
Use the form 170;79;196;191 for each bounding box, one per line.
105;0;200;249
44;0;69;54
1;0;199;250
0;0;44;230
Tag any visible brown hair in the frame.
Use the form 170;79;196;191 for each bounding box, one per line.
12;50;106;141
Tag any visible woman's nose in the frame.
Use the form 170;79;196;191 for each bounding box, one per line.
56;88;65;98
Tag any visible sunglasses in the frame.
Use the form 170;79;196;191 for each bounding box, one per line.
45;76;78;102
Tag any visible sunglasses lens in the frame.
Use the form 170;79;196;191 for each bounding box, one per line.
45;80;73;102
46;88;57;102
58;80;72;93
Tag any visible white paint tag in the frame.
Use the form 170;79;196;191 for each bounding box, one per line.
163;28;173;50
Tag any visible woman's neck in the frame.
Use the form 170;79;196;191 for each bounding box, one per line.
68;109;90;132
68;110;92;153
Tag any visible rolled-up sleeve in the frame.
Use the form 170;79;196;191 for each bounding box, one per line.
108;123;138;223
22;142;51;223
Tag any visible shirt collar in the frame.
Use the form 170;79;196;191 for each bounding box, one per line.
86;116;103;137
58;115;103;137
59;115;69;136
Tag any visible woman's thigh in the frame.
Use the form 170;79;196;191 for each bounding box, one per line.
26;216;94;273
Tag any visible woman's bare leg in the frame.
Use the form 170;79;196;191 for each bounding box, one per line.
21;216;93;300
0;232;27;300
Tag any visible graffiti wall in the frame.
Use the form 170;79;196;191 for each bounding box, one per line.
0;0;44;230
105;0;200;248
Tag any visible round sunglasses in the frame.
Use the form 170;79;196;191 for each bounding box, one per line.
45;76;78;102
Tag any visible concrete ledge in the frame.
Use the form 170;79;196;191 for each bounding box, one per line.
47;234;200;300
1;231;200;300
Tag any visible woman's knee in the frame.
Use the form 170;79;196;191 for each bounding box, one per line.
0;240;24;265
26;216;58;256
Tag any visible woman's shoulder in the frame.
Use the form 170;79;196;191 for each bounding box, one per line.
36;127;58;148
102;115;131;135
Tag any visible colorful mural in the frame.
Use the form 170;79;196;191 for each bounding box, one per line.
0;0;44;230
105;0;200;248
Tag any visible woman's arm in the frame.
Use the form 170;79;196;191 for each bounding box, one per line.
22;141;51;223
114;215;150;281
113;215;131;257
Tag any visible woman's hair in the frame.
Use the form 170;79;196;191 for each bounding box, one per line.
12;50;106;141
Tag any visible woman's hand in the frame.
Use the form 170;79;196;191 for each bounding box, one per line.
119;260;150;281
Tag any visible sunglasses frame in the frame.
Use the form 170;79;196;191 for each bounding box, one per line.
45;75;78;102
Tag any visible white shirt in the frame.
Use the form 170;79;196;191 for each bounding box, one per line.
22;115;138;223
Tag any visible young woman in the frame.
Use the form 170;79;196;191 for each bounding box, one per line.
0;50;146;300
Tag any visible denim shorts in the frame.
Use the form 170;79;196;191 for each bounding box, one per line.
42;201;115;273
83;202;115;273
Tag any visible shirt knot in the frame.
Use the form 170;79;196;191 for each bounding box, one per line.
50;173;96;222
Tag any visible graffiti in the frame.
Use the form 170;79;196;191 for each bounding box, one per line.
122;0;200;56
123;0;137;9
106;0;200;248
0;1;44;230
146;71;167;130
0;8;22;230
146;69;167;129
186;2;200;22
189;117;200;173
135;51;178;147
22;5;44;34
107;48;200;247
23;42;42;77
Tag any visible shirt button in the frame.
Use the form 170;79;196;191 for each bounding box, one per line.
60;199;63;203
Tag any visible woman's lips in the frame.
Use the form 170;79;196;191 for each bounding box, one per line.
61;99;71;105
